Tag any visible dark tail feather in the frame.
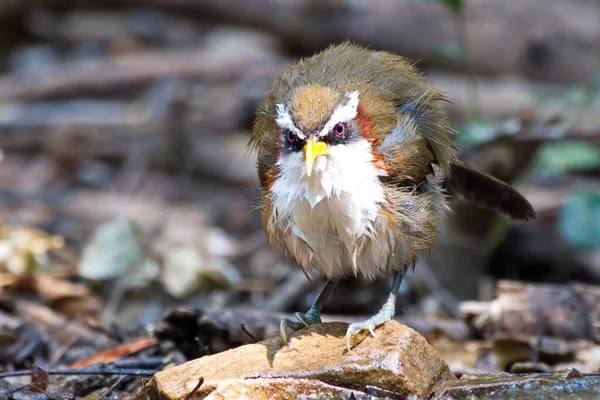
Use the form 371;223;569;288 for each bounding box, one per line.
445;161;536;221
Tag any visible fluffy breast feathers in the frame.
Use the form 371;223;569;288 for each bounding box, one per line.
263;134;449;280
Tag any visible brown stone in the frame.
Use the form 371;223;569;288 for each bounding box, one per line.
136;321;456;399
204;378;375;400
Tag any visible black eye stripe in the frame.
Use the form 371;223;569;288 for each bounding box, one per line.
279;121;358;153
282;128;304;152
325;121;355;145
286;130;298;143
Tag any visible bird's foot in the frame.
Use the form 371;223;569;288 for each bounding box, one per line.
280;309;322;343
346;302;395;351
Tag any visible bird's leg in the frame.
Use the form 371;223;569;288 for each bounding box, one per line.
280;279;339;343
346;269;406;350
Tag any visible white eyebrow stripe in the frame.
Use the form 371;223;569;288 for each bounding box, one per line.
318;91;360;137
275;103;305;139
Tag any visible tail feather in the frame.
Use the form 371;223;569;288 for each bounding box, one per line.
445;161;536;221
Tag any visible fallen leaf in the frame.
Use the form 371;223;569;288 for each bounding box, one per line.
30;363;48;393
34;273;91;302
154;212;240;298
161;245;240;298
0;225;64;275
68;336;159;368
78;217;158;286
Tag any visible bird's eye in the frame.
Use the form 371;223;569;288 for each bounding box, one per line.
333;123;345;136
286;130;298;144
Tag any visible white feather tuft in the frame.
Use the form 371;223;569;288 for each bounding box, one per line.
275;103;304;138
318;91;360;137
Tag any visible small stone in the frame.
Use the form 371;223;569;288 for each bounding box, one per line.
136;321;456;399
205;378;376;400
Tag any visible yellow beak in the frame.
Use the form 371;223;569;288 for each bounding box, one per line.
304;138;328;177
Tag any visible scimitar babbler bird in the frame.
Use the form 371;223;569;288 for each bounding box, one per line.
248;43;535;350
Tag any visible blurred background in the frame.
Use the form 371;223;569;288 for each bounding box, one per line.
2;0;600;391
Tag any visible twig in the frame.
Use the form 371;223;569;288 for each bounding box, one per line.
240;324;259;343
184;377;204;400
98;376;127;400
100;282;127;330
16;301;114;348
0;368;158;378
10;384;60;400
0;49;283;101
46;333;81;369
111;356;165;369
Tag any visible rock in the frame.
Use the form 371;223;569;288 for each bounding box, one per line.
137;321;456;399
436;368;600;399
204;378;376;400
462;281;600;342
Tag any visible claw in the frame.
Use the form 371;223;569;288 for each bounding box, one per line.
345;305;395;351
280;318;290;343
346;329;355;352
280;317;304;344
295;312;311;328
345;323;371;351
345;271;404;351
279;280;337;345
280;311;323;344
369;325;377;337
345;323;373;352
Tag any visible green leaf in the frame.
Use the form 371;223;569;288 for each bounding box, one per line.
532;140;600;174
440;0;465;13
559;191;600;249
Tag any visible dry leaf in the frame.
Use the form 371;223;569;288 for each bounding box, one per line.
0;224;64;274
153;211;240;298
30;363;48;393
160;245;240;298
68;336;158;368
34;273;91;301
78;217;158;286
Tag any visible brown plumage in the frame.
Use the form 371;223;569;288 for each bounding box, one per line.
248;42;534;348
445;160;535;220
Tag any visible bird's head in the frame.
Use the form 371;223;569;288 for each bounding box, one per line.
274;84;372;178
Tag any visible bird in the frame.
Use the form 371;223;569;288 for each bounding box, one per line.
248;42;535;350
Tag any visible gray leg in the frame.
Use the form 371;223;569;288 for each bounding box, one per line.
346;269;406;350
280;279;339;343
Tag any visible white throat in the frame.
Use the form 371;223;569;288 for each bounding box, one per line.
268;138;392;278
273;139;385;210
